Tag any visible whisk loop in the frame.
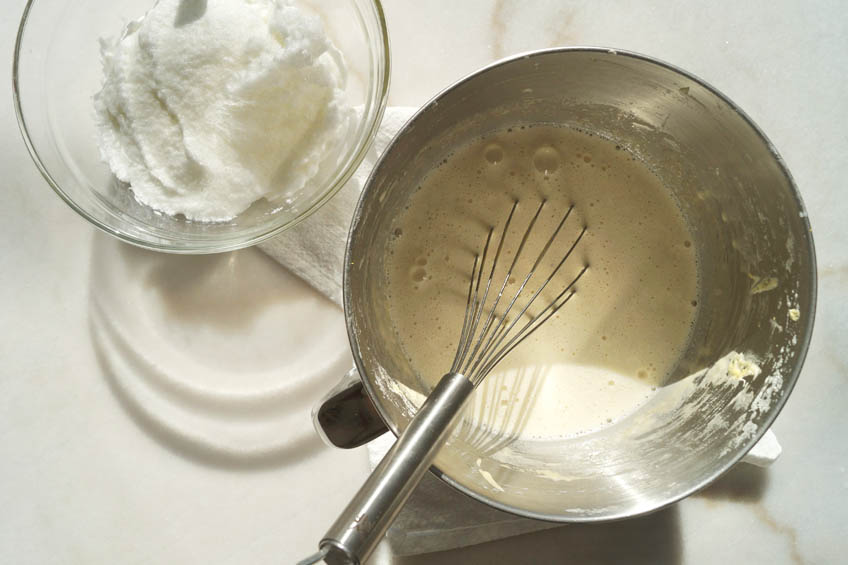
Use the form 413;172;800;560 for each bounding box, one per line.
452;199;588;385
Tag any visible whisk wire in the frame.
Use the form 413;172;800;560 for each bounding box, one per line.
453;226;495;372
451;199;589;385
466;204;577;379
456;200;519;373
479;264;588;380
461;200;545;376
473;225;587;381
451;253;480;374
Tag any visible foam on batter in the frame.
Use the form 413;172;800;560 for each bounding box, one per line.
385;125;699;441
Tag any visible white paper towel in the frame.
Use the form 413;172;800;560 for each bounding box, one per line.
258;107;782;555
258;107;417;306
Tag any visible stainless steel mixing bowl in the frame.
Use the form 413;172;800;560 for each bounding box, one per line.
327;47;816;522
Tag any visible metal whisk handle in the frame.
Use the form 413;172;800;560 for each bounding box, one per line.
319;372;474;565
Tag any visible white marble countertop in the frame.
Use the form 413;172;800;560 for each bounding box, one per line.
1;1;846;563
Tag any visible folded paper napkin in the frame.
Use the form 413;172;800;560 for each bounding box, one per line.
259;107;782;555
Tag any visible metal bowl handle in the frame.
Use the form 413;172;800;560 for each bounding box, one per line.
313;368;389;449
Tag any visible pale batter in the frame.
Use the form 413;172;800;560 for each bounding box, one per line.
385;125;699;441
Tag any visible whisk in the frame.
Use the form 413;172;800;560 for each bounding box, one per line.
301;199;587;565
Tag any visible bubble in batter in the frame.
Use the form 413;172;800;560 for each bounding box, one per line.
532;146;560;174
484;144;505;164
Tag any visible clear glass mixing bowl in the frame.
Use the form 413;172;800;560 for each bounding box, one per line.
13;0;390;253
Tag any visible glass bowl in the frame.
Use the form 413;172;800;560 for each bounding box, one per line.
13;0;390;253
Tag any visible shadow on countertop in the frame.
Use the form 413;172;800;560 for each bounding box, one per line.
695;461;770;502
379;463;773;564
94;337;328;471
87;233;349;471
384;504;682;565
